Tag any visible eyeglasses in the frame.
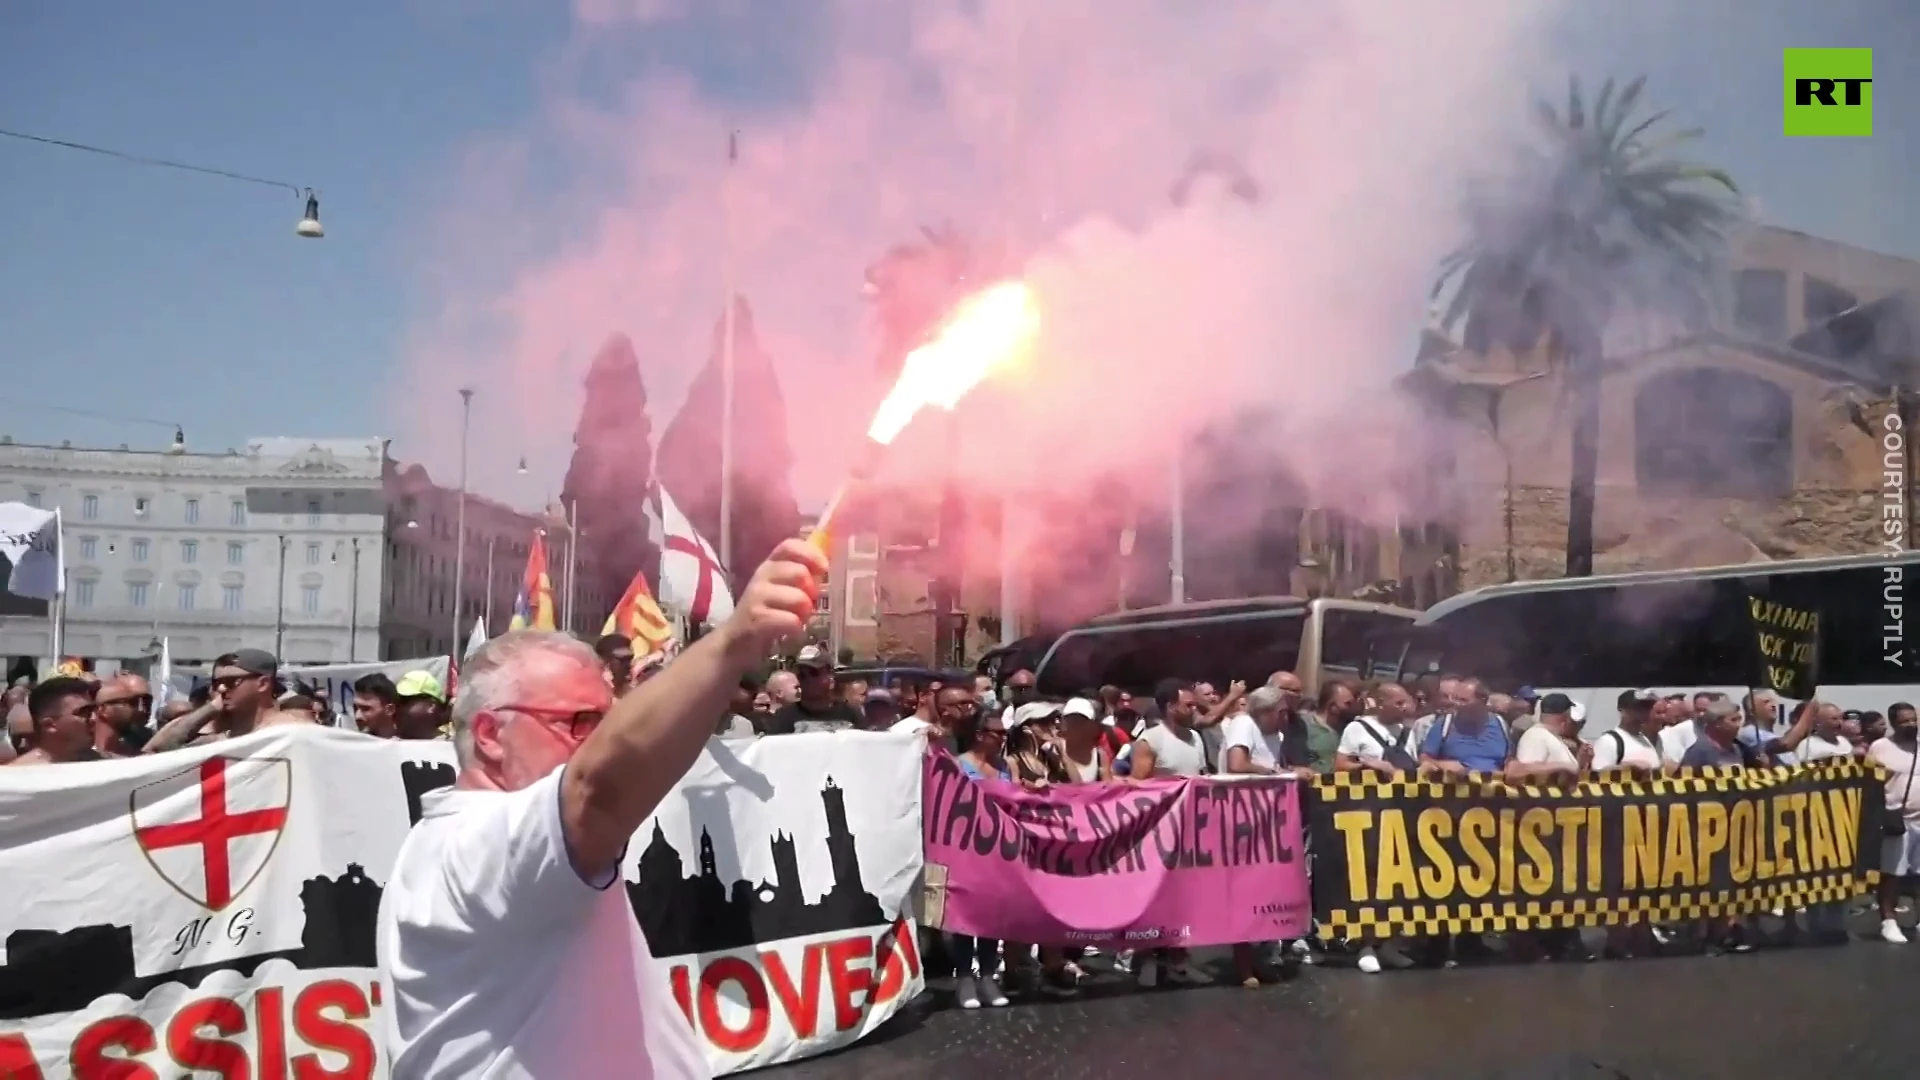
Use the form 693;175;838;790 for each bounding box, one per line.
500;704;604;741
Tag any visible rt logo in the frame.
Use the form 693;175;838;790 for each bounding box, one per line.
1783;48;1872;137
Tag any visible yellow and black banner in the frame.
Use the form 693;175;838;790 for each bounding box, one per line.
1747;593;1819;701
1310;759;1882;940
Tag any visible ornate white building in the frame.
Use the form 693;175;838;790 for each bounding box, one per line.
0;436;387;670
0;436;616;676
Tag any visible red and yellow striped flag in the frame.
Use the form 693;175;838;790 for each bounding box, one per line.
603;567;674;654
509;531;556;631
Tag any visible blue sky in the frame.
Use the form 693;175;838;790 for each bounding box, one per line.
0;1;1913;509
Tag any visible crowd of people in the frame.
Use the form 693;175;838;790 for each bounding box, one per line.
9;632;1920;1013
1;647;453;765
717;654;1920;1005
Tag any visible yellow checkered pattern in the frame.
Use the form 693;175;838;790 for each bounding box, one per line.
1312;759;1881;941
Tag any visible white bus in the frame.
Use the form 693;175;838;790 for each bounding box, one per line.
1029;596;1420;700
1398;552;1920;732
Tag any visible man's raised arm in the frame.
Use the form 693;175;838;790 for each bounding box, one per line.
561;539;824;876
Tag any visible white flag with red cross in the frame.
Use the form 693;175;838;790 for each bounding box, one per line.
652;484;734;631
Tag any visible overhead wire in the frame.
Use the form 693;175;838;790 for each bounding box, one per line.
0;127;305;195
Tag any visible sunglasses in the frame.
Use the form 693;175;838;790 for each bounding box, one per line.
98;694;154;710
501;704;604;741
210;674;263;692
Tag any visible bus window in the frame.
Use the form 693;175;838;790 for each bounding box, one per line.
1317;607;1418;681
1035;612;1307;698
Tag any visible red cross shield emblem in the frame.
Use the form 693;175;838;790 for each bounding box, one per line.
130;755;291;911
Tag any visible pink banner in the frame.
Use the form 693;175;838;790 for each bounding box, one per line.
922;754;1312;947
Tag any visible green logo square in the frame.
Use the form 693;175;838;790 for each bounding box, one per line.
1784;48;1873;137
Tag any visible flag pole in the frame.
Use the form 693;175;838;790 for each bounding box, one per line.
997;15;1026;647
718;129;739;576
564;499;579;634
50;507;66;662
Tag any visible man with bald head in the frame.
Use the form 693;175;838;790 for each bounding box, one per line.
93;673;153;757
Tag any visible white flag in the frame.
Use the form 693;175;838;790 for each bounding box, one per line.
465;616;488;660
653;485;735;630
0;502;62;601
151;637;173;725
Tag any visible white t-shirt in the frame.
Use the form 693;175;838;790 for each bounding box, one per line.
378;767;709;1080
1592;726;1662;772
890;716;932;736
1138;723;1207;777
1659;721;1699;767
1218;712;1283;774
1798;732;1855;763
1516;725;1578;769
718;714;756;739
1337;717;1412;761
1870;738;1920;823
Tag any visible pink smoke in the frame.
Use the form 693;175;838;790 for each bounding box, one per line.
396;0;1564;534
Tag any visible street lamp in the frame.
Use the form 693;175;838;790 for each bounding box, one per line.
296;190;325;239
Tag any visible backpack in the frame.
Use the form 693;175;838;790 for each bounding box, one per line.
1606;729;1653;768
1354;718;1419;773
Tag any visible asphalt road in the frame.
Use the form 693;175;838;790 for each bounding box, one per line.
767;934;1919;1079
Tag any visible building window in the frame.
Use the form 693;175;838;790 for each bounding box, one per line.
302;584;321;616
849;533;881;559
80;536;97;559
179;539;197;564
230;499;246;526
82;494;99;520
1732;268;1787;340
133;496;151;517
178;583;197;611
846;570;878;626
307;498;323;527
306;542;322;566
185;498;201;524
223;584;244;612
1635;367;1794;498
228;542;245;566
1803;275;1858;327
24;490;41;508
132;538;150;562
129;582;149;608
75;580;95;607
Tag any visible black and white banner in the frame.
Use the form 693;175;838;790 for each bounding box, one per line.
0;726;924;1077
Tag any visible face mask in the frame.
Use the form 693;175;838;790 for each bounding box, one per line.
978;692;999;715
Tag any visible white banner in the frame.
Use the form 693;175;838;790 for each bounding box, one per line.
0;503;61;601
0;727;924;1077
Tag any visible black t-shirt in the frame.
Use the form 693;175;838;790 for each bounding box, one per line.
765;700;862;735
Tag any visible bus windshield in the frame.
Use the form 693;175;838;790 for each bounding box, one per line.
1035;611;1306;697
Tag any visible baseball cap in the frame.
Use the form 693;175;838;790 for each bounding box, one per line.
1539;693;1587;723
864;687;895;706
1616;688;1657;710
1062;697;1098;721
1515;686;1540;702
794;645;831;671
394;670;446;703
225;648;279;677
1009;701;1062;730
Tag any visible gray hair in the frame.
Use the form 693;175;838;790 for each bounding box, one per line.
450;630;600;767
1246;686;1285;713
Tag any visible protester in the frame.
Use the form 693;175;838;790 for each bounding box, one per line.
1000;668;1036;714
1420;677;1509;777
1298;678;1352;771
6;676;99;765
946;704;1013;1009
1870;702;1920;945
92;673;152;757
1410;674;1466;749
1593;690;1661;778
1003;700;1083;997
1678;698;1751;769
763;669;800;711
1507;693;1595;962
275;693;324;721
1124;678;1212;988
717;678;758;738
1769;701;1854;944
838;674;869;710
1337;681;1420;780
1737;689;1789;765
764;647;860;734
394;671;451;740
1058;698;1112;783
353;673;402;738
1333;681;1420;973
1661;691;1718;766
1218;685;1297;988
377;537;824;1077
894;685;973;754
860;688;899;730
971;673;999;716
594;633;636;697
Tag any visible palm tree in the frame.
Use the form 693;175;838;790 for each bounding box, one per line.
1431;75;1740;576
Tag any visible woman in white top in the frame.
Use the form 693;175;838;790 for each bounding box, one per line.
1057;698;1112;783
